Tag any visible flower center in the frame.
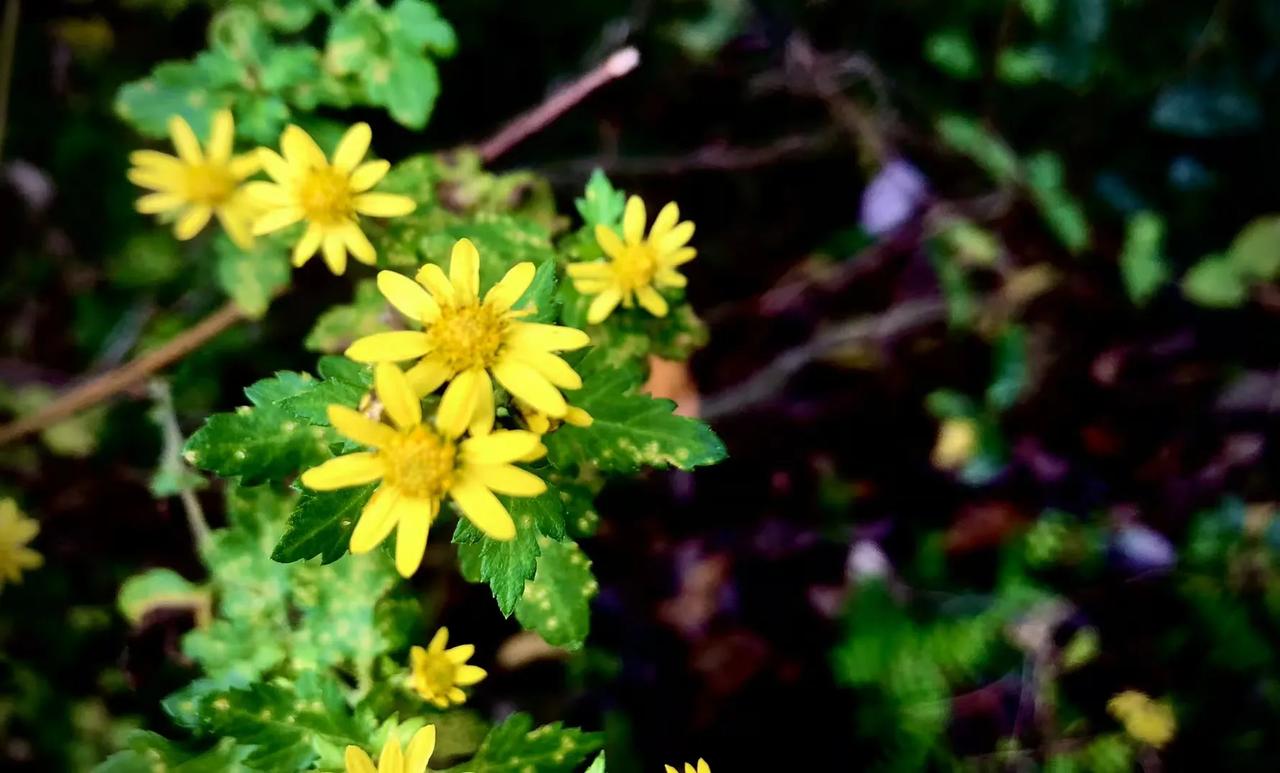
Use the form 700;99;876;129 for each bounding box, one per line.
613;243;659;291
381;426;457;499
417;653;457;695
183;163;237;206
298;166;354;226
426;303;507;373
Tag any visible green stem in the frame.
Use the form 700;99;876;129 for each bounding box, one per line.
149;379;211;549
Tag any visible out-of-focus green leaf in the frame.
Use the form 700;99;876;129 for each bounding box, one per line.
1151;77;1263;138
1119;211;1168;305
214;237;290;319
94;732;248;773
936;115;1019;184
118;569;207;626
1182;254;1248;308
448;713;602;773
514;538;597;649
925;29;979;79
575;169;626;229
1226;215;1280;281
1025;152;1090;254
306;280;392;353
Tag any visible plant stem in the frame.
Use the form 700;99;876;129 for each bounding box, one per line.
0;0;19;160
149;379;211;549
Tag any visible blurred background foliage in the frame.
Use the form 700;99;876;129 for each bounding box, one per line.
3;0;1280;770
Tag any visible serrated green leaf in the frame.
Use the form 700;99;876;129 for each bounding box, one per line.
272;483;377;564
306;279;392;353
183;403;334;485
515;538;597;649
585;752;607;773
513;259;558;323
214;236;291;318
1182;254;1248;308
547;349;726;473
115;61;225;138
417;216;557;288
243;370;315;407
453;489;565;616
279;357;373;425
449;713;602;773
575;169;626;228
365;45;440;129
118;569;207;626
1119;211;1168;305
389;0;457;56
94;732;248;773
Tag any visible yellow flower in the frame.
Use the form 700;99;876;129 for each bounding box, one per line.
344;723;435;773
127;110;261;248
568;195;696;324
932;417;979;470
409;627;487;708
248;123;415;275
665;759;711;773
1108;690;1176;748
346;238;591;435
0;499;43;592
300;363;547;576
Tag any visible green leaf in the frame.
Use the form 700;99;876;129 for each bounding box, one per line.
115;60;225;138
453;490;565;616
986;326;1028;411
513;259;558;323
925;389;976;419
243;370;315;407
450;713;602;773
260;0;320;33
279;357;373;425
272;483;378;564
936;115;1019;184
417;216;557;288
118;569;207;626
389;0;457;56
365;45;440;129
306;279;392;353
1119;211;1168;305
94;732;248;773
325;2;384;75
925;29;979;80
288;550;402;671
585;753;607;773
546;349;726;473
575;169;626;229
183;403;334;485
1182;255;1248;308
515;538;597;649
1025;152;1090;254
261;44;323;96
209;6;272;69
1226;215;1280;281
214;236;291;319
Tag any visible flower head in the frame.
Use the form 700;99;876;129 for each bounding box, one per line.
0;499;42;592
345;238;591;436
344;724;435;773
300;363;547;576
128;110;261;248
409;627;487;708
665;760;711;773
248;123;415;275
569;195;696;324
1108;690;1176;748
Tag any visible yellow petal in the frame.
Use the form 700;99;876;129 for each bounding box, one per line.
455;664;487;686
349;159;391;192
449;238;480;300
405;358;451;396
448;687;467;704
405;725;437;773
566;261;611;279
350;485;401;554
507;322;591;352
242;180;293;207
340;221;377;266
252;205;304;235
587;288;622;324
450;478;516;540
697;760;710;773
428;626;449;653
666;247;697;267
127;167;179;191
135;192;184;214
510;350;581;389
300;452;385;490
492;359;567;418
394;497;435;577
333;122;371;173
328;404;396;448
649;201;680;240
208;109;234;164
594;225;627;260
345;331;432;363
666;767;679;773
416;262;455;305
375;362;422;429
258;148;293;183
483;261;536;311
229;152;261;179
655;221;695;254
636;285;670;317
167;115;202;164
469;464;546;496
322;231;348;275
684;765;696;773
281;124;326;170
345;746;377;773
292;223;324;267
445;643;475;664
622;195;646;244
378;270;439;324
377;733;404;773
436;368;482;439
174;205;213;240
216;208;255;250
656;269;688;288
460;430;542;464
564;406;593;427
353;192;416;218
129;149;183;171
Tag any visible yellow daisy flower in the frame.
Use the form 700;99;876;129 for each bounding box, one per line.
300;363;547;576
409;627;487;708
568;195;696;324
127;109;261;248
665;759;711;773
0;498;43;592
344;723;435;773
247;122;415;275
1107;690;1176;748
345;238;591;436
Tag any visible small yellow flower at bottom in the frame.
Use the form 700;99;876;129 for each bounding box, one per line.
409;627;487;708
932;417;979;470
1107;690;1176;748
247;122;415;275
344;724;435;773
665;759;711;773
128;109;261;248
568;195;696;324
300;363;547;576
0;498;43;593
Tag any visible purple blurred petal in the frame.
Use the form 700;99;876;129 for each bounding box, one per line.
860;157;929;236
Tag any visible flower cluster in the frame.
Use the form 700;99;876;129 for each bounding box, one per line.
0;499;42;593
1108;690;1176;748
408;627;487;708
129;114;414;274
666;759;711;773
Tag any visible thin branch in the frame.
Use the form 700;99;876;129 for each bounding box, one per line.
149;379;210;549
0;301;245;446
0;0;19;159
478;46;641;163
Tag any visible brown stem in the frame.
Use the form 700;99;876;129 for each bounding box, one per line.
0;301;244;446
0;0;19;159
478;46;641;163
